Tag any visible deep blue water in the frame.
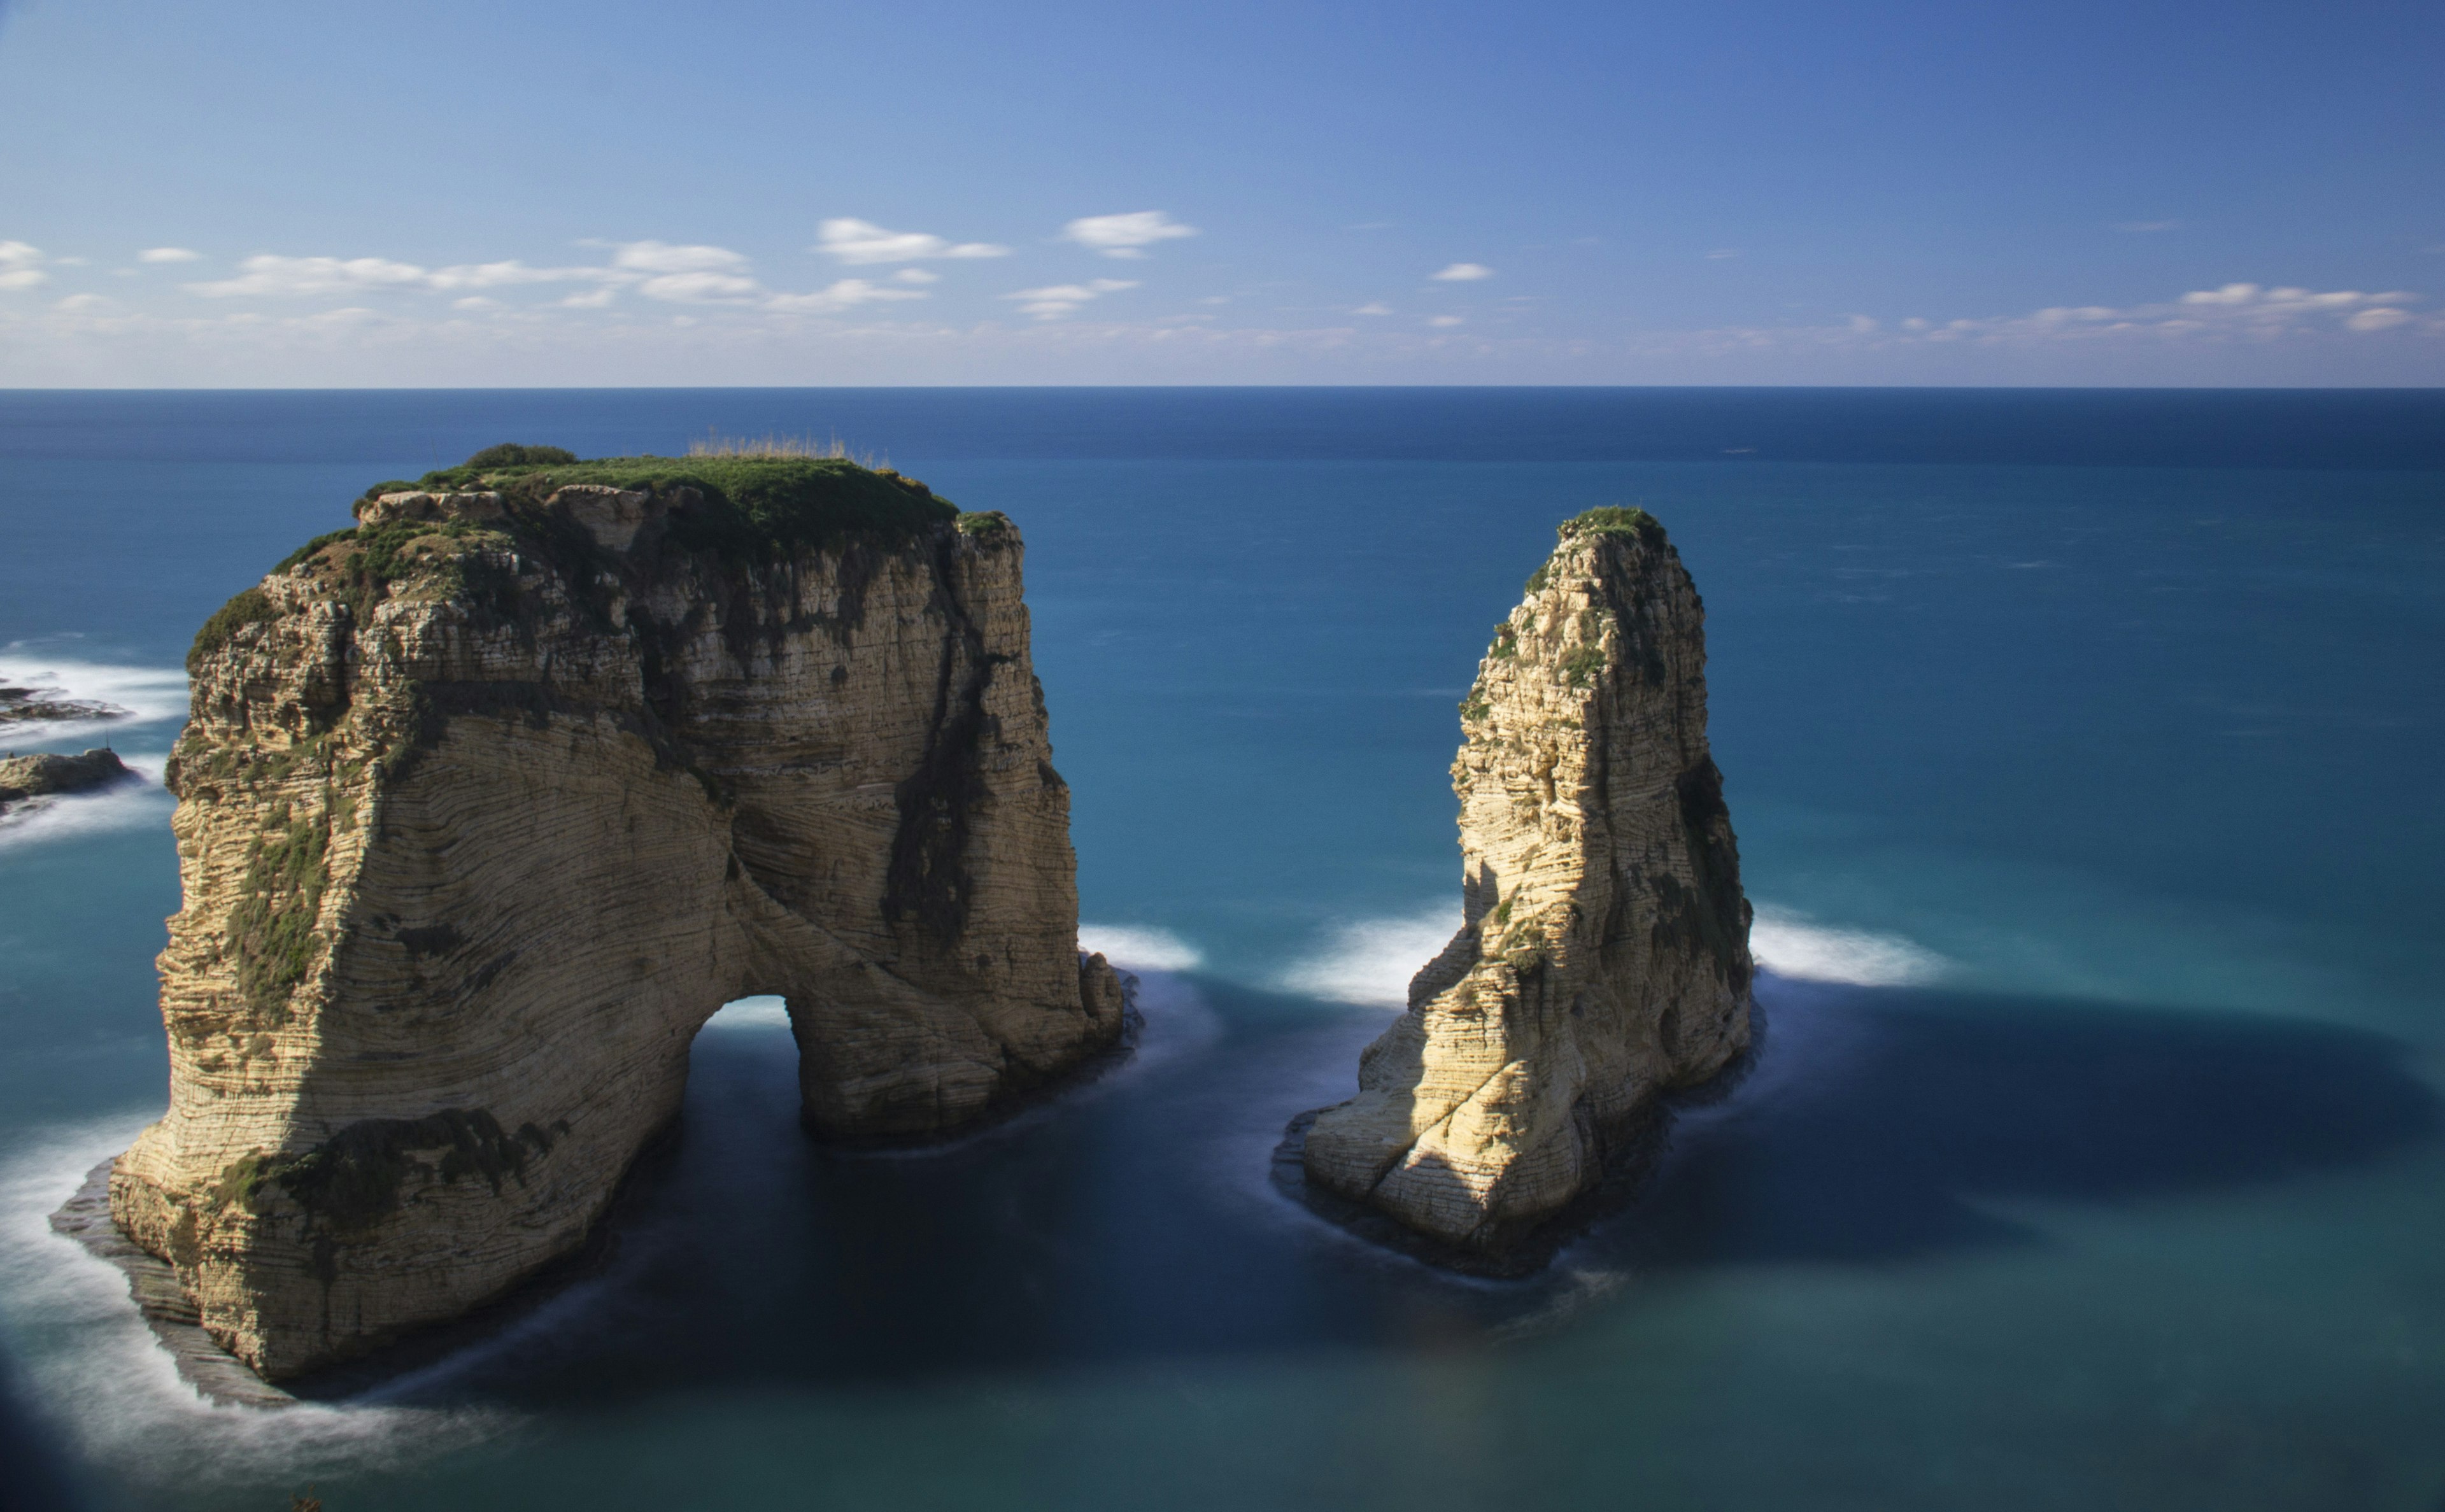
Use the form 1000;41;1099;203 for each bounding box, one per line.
1;389;2440;1511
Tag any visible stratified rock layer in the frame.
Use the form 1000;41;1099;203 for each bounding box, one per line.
108;457;1124;1380
1300;509;1752;1255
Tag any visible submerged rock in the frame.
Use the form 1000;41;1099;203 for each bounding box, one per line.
0;747;134;814
1297;507;1754;1259
102;449;1126;1381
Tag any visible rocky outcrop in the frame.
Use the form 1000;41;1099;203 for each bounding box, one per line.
105;451;1126;1381
0;747;135;814
1298;508;1753;1258
0;686;129;728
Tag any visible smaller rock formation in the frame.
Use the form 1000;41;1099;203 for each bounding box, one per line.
1;684;130;728
0;748;136;815
1296;507;1754;1261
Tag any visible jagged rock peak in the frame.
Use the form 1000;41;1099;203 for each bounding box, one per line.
1298;506;1754;1259
106;446;1126;1381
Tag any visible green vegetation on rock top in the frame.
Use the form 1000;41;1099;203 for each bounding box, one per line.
192;446;974;671
400;448;958;558
1556;505;1665;545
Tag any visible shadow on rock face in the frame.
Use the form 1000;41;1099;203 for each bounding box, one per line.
313;977;2441;1406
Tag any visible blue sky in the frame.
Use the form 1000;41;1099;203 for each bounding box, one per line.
1;0;2439;385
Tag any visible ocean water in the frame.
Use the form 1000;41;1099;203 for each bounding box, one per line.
1;388;2441;1511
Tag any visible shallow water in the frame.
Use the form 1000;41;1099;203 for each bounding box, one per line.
1;389;2441;1510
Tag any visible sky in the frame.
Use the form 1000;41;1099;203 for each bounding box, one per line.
0;0;2440;386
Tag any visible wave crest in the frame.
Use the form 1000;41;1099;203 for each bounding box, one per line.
1750;905;1946;986
1276;908;1460;1007
1078;924;1203;972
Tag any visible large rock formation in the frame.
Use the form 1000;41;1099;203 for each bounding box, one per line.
1299;507;1753;1258
106;449;1126;1380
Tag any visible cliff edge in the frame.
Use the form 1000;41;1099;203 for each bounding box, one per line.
1298;508;1753;1258
107;446;1126;1380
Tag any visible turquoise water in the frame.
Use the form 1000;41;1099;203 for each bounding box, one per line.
2;391;2441;1510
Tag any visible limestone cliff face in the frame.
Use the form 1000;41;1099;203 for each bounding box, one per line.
109;456;1125;1380
1300;509;1752;1255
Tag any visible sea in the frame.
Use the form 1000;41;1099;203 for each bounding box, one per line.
1;388;2441;1511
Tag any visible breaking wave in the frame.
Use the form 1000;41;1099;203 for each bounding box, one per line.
1266;900;1946;1003
1275;908;1460;1008
0;1117;513;1495
1750;905;1946;986
0;752;173;853
1079;924;1204;973
0;654;188;744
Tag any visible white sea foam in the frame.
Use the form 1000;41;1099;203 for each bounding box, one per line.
1268;901;1942;1001
1275;907;1460;1007
0;654;188;743
0;1117;513;1492
1750;905;1946;986
1078;923;1203;972
0;752;174;852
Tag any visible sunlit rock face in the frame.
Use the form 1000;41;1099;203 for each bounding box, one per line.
1300;509;1754;1257
106;457;1125;1380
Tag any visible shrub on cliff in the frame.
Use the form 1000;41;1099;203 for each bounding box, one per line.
460;443;578;470
189;586;277;672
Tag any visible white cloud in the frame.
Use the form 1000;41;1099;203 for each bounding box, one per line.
186;254;627;299
2348;306;2413;331
138;247;201;264
814;218;1007;264
1061;211;1198;259
159;238;981;314
1354;302;1393;316
426;260;626;290
1428;314;1464;327
1003;278;1138;319
634;271;763;304
610;241;750;274
451;297;498;311
1662;280;2435;356
185;255;432;297
55;293;109;313
0;241;50;291
764;278;928;313
1431;262;1494;281
893;268;940;284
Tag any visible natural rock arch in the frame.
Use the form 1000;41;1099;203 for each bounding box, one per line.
104;455;1124;1381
